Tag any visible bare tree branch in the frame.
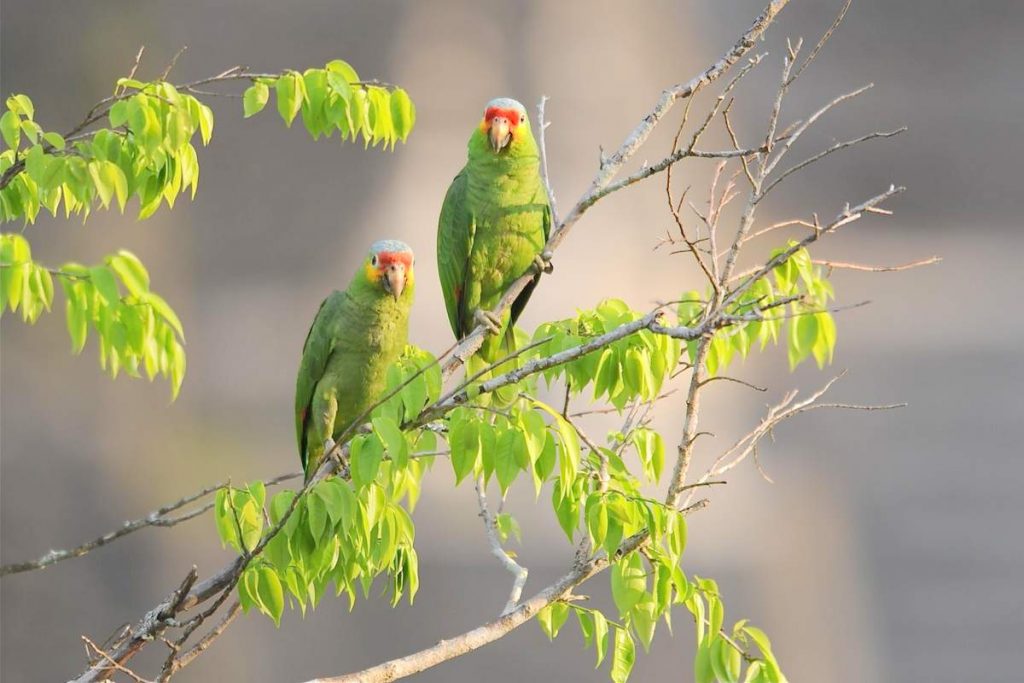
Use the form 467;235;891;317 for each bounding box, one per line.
475;479;529;615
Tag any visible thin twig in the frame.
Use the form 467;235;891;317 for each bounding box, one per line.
0;472;300;577
475;479;529;615
813;256;941;273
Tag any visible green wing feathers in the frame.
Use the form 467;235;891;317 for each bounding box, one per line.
294;291;345;473
437;168;472;338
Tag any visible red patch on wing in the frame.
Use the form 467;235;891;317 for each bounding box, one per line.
454;285;463;303
484;106;521;127
300;407;308;423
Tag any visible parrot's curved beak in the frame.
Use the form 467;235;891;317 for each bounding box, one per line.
383;263;406;300
488;116;512;153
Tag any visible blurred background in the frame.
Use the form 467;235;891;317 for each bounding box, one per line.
2;0;1022;681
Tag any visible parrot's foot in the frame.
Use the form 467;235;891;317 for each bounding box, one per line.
322;437;337;458
532;250;554;275
473;308;503;336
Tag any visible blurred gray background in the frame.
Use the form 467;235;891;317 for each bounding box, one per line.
2;1;1022;681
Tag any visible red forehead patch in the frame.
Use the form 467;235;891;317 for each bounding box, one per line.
484;107;521;126
376;251;414;268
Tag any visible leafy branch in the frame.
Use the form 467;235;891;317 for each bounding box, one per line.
3;2;941;682
1;53;416;396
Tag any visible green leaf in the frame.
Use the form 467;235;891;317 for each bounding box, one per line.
611;554;646;617
552;479;580;541
695;641;715;683
389;88;415;142
243;82;270;118
6;94;34;119
796;313;817;354
307;491;328;541
711;636;742;683
494;428;522;495
352;434;384;489
1;111;20;150
65;292;88;353
325;59;359;84
592;609;610;667
448;415;480;484
276;73;303;126
586;494;608;550
576;607;595;648
214;489;240;550
238;497;263;552
537;601;570;640
533;432;557;495
812;311;836;368
256;565;285;626
142;291;184;338
268;490;296;525
373;415;409;469
610;627;636;683
495;512;521;544
197;103;214;144
107;250;150;295
88;265;119;304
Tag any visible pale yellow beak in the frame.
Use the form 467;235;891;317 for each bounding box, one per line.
488;116;512;152
384;263;406;300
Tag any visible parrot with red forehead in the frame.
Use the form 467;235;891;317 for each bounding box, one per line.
295;239;415;480
437;97;551;365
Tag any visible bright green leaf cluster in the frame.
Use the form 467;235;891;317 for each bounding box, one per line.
217;348;442;623
530;298;682;410
1;61;415;225
1;233;185;397
1;87;208;223
682;243;838;376
243;60;415;148
685;577;788;683
0;232;53;322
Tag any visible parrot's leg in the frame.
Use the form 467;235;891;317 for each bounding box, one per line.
473;308;503;335
532;250;554;275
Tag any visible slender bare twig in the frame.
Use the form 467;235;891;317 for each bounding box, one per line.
759;127;907;200
786;0;852;87
0;472;300;577
475;479;529;615
115;46;146;97
158;601;240;680
813;256;941;273
82;636;154;683
683;374;904;508
537;96;559;228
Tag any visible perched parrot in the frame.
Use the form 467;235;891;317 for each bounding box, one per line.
295;239;415;480
437;97;551;364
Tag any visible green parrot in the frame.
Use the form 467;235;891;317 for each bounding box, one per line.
437;97;552;365
295;239;415;480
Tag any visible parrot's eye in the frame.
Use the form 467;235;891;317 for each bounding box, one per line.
371;255;378;266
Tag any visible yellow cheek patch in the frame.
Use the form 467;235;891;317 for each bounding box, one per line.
364;262;381;283
479;118;488;134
